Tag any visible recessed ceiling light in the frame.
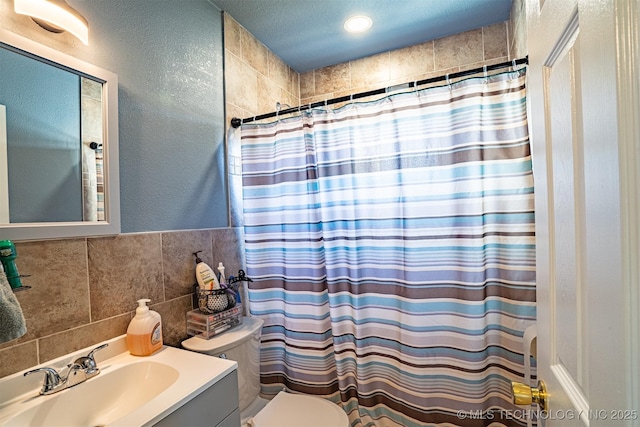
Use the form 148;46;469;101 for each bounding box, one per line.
344;15;372;33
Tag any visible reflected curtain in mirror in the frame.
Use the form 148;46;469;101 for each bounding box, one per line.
80;78;104;221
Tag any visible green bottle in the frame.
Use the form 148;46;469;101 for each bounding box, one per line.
0;240;22;289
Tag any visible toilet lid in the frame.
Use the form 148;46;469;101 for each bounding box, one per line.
251;391;349;427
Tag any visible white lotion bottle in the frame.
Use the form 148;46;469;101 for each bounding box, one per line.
193;251;220;290
126;299;163;356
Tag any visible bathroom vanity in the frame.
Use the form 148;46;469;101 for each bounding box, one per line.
154;369;240;427
0;335;240;426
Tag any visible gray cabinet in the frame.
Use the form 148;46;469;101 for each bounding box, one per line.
154;370;239;427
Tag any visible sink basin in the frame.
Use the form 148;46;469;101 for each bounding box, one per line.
3;361;178;427
0;336;237;427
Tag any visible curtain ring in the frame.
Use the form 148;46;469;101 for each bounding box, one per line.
511;59;518;81
414;80;418;92
350;94;354;102
483;65;488;78
446;74;451;90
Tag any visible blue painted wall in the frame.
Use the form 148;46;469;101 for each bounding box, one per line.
70;0;227;232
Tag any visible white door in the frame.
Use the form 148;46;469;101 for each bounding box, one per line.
526;0;640;426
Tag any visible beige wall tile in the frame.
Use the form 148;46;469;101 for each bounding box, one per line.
224;12;300;118
226;102;248;132
38;314;131;363
0;341;38;377
162;229;213;300
315;62;351;95
14;239;90;341
87;234;164;321
225;51;258;113
223;13;241;57
350;52;390;88
241;25;269;76
154;295;192;347
257;74;282;115
389;41;434;81
269;53;290;91
300;94;331;107
278;88;297;111
303;23;510;108
289;67;300;99
459;56;510;74
300;70;315;99
212;227;246;277
434;28;483;71
483;23;508;60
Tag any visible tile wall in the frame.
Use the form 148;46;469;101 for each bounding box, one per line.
0;228;245;377
223;13;300;129
299;22;513;106
225;14;521;129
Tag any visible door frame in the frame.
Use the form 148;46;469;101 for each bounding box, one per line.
615;0;640;408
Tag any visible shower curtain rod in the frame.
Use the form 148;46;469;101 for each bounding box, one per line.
230;56;528;128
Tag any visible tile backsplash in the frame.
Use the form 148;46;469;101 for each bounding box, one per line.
0;227;245;378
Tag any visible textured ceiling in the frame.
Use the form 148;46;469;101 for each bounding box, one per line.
209;0;513;73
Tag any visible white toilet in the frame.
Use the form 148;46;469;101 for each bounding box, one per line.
182;317;349;427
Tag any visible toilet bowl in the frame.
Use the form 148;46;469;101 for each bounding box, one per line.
182;317;349;427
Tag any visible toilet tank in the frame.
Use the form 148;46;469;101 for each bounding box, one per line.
182;316;264;411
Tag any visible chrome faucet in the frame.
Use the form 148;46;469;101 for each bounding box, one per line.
23;343;108;395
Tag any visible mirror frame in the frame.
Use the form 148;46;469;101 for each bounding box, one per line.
0;28;120;240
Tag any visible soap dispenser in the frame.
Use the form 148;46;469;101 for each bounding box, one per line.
126;299;163;356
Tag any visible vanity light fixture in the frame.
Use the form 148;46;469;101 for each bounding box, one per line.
344;15;372;33
14;0;89;45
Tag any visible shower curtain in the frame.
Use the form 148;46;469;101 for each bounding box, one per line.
81;143;105;221
238;69;535;427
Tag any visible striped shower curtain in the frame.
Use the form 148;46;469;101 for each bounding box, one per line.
239;69;536;427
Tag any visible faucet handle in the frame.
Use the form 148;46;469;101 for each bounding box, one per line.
87;343;108;358
74;343;108;374
24;367;62;394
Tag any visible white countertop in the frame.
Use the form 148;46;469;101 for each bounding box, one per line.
0;335;237;426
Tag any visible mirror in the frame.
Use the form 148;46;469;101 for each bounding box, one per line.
0;28;120;240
